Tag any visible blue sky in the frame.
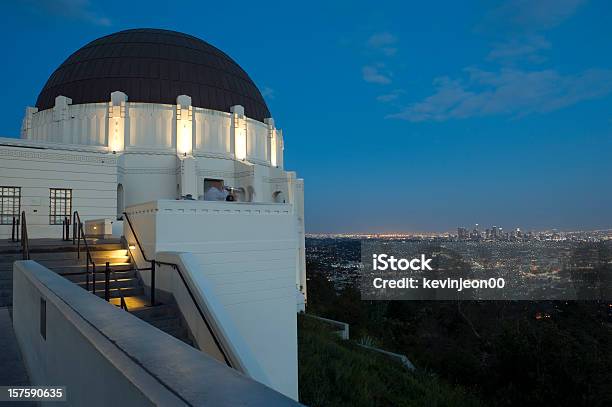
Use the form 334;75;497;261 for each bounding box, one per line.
1;0;611;233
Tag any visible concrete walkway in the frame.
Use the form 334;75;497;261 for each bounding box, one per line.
0;307;36;406
0;307;31;386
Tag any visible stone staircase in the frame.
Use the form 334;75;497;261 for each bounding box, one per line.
1;238;195;347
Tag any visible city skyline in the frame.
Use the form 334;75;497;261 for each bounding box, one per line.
0;0;611;232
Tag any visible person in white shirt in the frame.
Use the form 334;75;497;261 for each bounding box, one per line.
203;181;227;201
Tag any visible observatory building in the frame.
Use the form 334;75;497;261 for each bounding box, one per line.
0;29;305;403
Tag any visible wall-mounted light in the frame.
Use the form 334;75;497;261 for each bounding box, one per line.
235;124;247;160
177;121;192;155
270;130;277;167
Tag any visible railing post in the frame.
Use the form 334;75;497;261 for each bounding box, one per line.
151;261;156;306
65;217;70;241
77;223;81;259
72;212;76;244
11;217;16;242
16;218;20;242
105;262;110;302
86;261;90;291
92;263;96;296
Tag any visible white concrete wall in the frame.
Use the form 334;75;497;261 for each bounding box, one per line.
153;252;271;383
125;200;299;400
194;108;232;158
22;99;282;169
0;142;117;239
246;118;269;165
12;260;298;406
12;261;184;407
117;153;179;209
23;99;108;146
127;103;175;150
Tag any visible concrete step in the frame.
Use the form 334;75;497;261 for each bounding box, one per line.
131;301;195;347
0;265;18;273
146;315;182;331
109;295;149;310
0;253;22;262
93;286;143;299
63;269;137;283
35;257;131;268
48;263;133;274
163;326;194;346
131;303;179;319
0;271;16;281
0;290;12;308
0;263;20;269
29;249;128;261
28;242;123;253
75;277;139;290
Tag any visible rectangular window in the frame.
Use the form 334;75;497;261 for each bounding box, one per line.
49;188;72;225
0;186;21;225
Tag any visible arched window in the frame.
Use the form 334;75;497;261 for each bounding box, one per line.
116;184;124;220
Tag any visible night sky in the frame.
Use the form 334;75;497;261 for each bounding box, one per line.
1;0;611;233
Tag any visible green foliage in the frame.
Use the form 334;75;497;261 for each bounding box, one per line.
298;315;484;407
305;262;612;406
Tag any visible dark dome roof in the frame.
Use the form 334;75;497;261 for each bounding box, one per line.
36;28;271;121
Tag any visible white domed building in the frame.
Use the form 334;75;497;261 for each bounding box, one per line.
0;29;305;401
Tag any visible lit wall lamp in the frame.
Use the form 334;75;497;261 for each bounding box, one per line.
177;120;192;155
109;91;127;152
176;95;193;156
231;105;247;161
235;124;247;160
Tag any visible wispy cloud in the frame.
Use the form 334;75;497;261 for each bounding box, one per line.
388;68;612;122
366;32;398;56
261;86;275;100
387;0;598;122
361;32;398;86
487;35;551;64
376;89;405;103
362;65;392;85
482;0;586;65
20;0;111;26
490;0;587;31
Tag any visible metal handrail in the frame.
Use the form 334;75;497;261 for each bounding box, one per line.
62;216;71;241
105;261;129;311
72;211;96;293
122;211;232;368
11;216;20;242
20;211;29;260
